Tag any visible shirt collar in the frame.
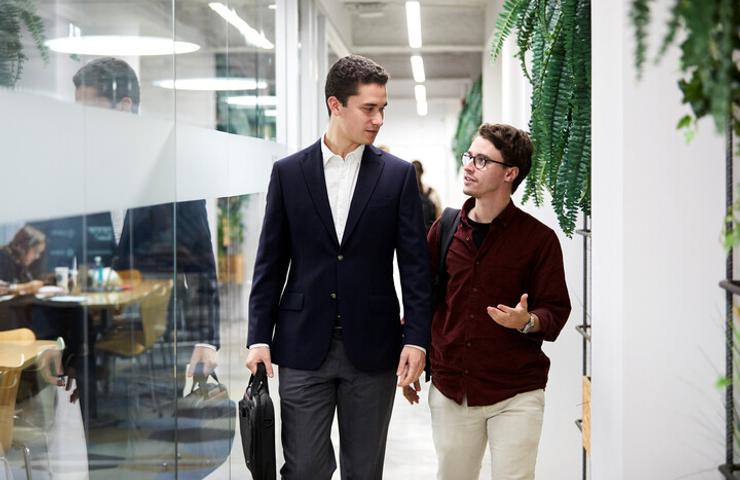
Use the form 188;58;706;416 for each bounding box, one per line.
321;133;365;166
461;197;518;228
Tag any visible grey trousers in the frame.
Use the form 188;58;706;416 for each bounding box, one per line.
278;329;397;480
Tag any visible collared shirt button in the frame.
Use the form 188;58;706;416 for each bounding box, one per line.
337;254;344;261
472;287;478;293
336;314;342;319
330;293;337;299
469;314;474;319
466;342;471;347
475;261;480;265
463;369;469;375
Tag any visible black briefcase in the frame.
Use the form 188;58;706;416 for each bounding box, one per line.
239;362;276;480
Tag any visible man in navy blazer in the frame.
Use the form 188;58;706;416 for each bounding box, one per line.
246;55;432;479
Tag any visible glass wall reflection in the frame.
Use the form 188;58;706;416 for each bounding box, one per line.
0;0;279;478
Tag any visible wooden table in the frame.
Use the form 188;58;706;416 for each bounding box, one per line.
36;279;166;310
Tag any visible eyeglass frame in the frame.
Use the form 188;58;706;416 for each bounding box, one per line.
461;151;513;170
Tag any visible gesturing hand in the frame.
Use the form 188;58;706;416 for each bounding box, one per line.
487;293;530;330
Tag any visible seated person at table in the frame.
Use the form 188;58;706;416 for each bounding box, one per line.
0;225;46;294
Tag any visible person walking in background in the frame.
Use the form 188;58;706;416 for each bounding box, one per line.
412;160;442;232
246;54;432;480
405;123;571;480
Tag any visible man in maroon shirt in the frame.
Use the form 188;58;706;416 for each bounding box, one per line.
404;123;571;479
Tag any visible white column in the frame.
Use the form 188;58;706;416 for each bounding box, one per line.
592;0;726;478
276;0;300;150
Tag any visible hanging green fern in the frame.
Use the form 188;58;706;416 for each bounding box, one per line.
632;0;739;137
452;76;483;170
490;0;591;236
0;0;49;88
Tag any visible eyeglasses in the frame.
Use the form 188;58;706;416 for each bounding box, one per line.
461;152;512;170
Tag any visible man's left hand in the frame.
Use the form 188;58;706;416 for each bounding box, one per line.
396;346;426;387
487;293;530;330
187;346;218;377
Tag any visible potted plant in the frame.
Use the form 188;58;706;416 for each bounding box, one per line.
217;195;247;284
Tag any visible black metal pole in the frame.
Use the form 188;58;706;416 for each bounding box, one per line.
582;214;589;480
726;118;734;466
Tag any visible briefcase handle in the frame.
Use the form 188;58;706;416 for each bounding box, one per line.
190;363;222;395
246;362;270;399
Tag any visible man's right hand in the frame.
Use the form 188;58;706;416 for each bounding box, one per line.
245;346;274;378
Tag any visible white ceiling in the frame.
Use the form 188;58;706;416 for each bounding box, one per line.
335;0;488;99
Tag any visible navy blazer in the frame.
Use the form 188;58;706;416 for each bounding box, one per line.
248;141;432;372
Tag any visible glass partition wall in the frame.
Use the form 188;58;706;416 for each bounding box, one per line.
0;1;283;478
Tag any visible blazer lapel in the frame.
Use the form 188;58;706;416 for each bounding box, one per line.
342;145;384;247
300;140;340;247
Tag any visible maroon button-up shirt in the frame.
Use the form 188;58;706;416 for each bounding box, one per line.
427;198;571;406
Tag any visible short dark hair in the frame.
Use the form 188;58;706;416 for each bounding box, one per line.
73;57;140;113
477;123;533;193
324;55;389;116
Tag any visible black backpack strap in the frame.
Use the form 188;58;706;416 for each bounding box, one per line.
426;207;460;382
437;208;461;289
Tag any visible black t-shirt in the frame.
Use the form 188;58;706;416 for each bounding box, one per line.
467;217;491;249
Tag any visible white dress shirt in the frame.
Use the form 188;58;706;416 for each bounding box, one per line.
320;138;364;243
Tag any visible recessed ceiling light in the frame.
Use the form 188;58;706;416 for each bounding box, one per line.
405;1;422;49
416;100;428;116
414;84;427;103
415;84;428;116
209;2;274;50
45;35;199;56
153;77;268;91
410;55;425;83
226;95;278;107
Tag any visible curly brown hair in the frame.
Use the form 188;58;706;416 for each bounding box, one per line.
324;55;389;116
477;123;532;193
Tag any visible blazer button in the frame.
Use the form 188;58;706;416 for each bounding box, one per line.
337;254;344;261
330;293;337;299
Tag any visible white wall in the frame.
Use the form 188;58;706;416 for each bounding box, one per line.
592;1;726;479
375;97;464;210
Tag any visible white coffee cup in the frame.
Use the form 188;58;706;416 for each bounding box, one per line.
55;267;69;293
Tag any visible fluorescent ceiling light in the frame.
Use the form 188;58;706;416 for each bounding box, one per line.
415;84;427;116
405;1;422;49
209;2;274;50
410;55;425;83
268;4;276;9
226;95;277;107
153;77;268;91
414;84;427;103
45;35;199;56
416;100;428;116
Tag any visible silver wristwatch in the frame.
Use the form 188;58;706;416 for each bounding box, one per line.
519;313;535;334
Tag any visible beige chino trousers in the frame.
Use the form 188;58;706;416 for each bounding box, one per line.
429;383;545;480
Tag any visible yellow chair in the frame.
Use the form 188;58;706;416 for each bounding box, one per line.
0;328;43;479
96;280;174;414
